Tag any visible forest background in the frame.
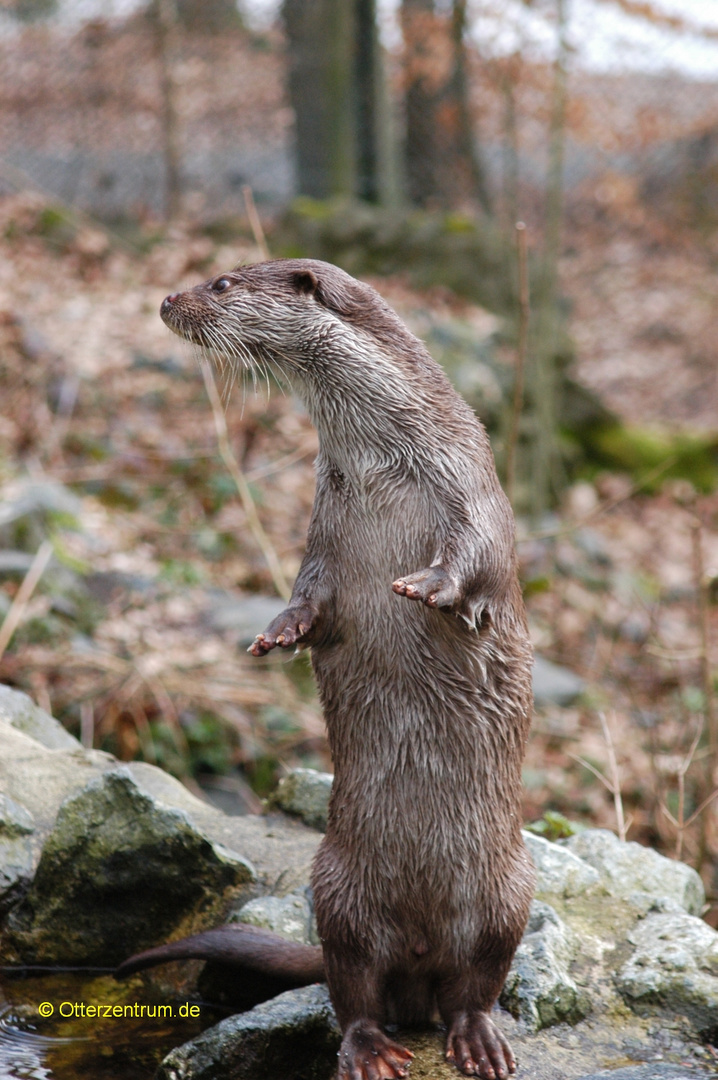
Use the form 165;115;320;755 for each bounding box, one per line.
1;0;718;921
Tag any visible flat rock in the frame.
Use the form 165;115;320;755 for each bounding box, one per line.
155;984;340;1080
0;479;82;532
562;830;705;916
202;590;284;648
575;1067;707;1080
0;712;321;897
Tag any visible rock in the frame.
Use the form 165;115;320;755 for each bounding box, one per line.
272;769;333;831
0;684;80;750
84;570;156;604
155;984;340;1080
617;911;718;1031
233;889;318;945
0;795;34;837
126;761;320;897
523;831;601;899
562;830;705;916
203;590;284;649
0;708;323;967
2;767;255;966
0;479;82;533
575;1067;706;1080
500;901;590;1030
0;794;35;917
0;718;115;865
0;707;322;899
532;655;586;707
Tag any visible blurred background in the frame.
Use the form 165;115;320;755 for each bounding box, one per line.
1;0;718;911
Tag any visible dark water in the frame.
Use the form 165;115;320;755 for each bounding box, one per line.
0;970;222;1080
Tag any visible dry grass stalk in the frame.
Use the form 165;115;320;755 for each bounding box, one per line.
0;540;54;661
201;361;291;600
690;514;717;868
570;711;628;841
80;700;94;749
692;516;717;762
242;184;271;262
505;220;529;507
656;721;718;861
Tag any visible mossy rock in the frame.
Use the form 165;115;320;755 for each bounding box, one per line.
585;425;718;492
2;767;254;966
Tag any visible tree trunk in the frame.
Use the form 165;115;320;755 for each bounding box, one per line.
283;0;393;203
450;0;491;214
530;0;570;515
401;0;442;206
401;0;490;211
153;0;182;221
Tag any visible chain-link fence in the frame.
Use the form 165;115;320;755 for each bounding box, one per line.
0;1;716;227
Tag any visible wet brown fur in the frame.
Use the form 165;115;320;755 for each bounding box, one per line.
122;260;535;1080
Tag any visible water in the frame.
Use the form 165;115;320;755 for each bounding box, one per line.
0;970;222;1080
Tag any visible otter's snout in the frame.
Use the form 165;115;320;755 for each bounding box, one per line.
160;293;180;319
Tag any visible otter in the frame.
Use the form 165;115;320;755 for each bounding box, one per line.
118;259;535;1080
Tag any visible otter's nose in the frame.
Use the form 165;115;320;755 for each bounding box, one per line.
161;293;180;315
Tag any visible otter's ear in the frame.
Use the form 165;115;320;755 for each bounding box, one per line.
291;269;319;296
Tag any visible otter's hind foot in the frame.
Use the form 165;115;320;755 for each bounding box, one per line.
445;1012;516;1079
337;1022;413;1080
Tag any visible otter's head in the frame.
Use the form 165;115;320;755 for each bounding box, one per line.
160;258;428;383
160;259;330;358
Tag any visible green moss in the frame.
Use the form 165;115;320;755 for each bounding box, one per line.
526;811;579;841
587;425;718;492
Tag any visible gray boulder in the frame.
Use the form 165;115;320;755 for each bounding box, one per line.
155;984;340;1080
272;768;333;831
0;794;34;917
532;655;586;707
562;830;705;915
501;900;590;1029
523;830;601;899
233;889;318;946
617;911;718;1031
3;767;255;966
202;590;285;649
0;479;82;533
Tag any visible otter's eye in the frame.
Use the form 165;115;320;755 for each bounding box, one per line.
212;277;232;293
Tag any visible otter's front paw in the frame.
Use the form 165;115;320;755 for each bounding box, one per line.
249;603;317;656
392;566;458;610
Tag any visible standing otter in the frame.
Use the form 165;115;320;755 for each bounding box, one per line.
119;259;534;1080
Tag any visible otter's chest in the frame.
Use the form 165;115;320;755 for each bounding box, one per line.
319;462;446;579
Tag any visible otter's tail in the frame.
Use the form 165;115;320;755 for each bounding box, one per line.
115;923;325;985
